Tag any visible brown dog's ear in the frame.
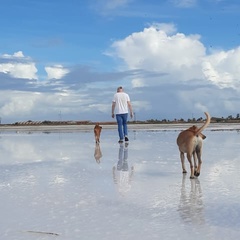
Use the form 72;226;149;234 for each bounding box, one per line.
188;125;198;133
188;125;195;130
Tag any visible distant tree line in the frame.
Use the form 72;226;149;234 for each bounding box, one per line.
3;113;240;126
138;113;240;124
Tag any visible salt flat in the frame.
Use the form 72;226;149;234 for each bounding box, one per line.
0;124;239;240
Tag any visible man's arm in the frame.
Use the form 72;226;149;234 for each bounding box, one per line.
127;101;133;119
112;102;116;118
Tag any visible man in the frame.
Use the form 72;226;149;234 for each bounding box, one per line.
112;86;133;143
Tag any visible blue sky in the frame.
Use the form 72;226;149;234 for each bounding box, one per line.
0;0;240;123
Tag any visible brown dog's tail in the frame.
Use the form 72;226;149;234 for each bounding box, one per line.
195;112;211;136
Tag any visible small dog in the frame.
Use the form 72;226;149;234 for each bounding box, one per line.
94;123;102;143
176;112;211;179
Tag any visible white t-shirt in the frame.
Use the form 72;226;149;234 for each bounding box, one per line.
112;92;130;114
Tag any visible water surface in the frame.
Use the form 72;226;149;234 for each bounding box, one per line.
0;127;239;240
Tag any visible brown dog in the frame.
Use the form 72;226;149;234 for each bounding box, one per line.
177;112;211;179
94;123;102;143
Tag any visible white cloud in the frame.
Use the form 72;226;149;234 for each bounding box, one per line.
13;51;25;58
109;23;240;91
0;89;97;122
45;65;70;80
2;51;25;58
0;51;37;79
202;48;240;89
110;25;205;71
0;91;38;117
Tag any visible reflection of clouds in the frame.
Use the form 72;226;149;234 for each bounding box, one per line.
1;139;40;163
0;133;82;165
113;143;134;196
94;143;102;164
178;174;205;225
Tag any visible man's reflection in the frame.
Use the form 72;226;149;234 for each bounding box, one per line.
94;143;102;164
178;174;205;225
112;143;134;196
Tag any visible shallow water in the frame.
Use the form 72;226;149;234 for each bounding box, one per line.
0;127;239;240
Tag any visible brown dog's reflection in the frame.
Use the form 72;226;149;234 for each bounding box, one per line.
113;143;134;196
178;174;205;225
94;143;102;164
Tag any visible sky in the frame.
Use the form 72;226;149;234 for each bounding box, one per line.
0;0;240;123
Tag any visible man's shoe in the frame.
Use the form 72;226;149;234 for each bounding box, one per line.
118;139;124;143
125;137;129;142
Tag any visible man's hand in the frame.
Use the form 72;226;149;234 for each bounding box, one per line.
112;113;115;118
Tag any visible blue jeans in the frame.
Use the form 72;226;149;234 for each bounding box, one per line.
116;113;128;140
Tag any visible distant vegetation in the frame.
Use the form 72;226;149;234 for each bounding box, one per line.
140;113;240;124
6;113;240;126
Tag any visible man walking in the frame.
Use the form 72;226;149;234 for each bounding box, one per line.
112;86;133;143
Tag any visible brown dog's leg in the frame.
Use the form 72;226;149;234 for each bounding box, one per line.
193;152;198;175
194;149;202;177
180;152;187;174
186;152;195;179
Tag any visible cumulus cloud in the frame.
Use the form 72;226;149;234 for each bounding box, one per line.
110;26;205;72
0;89;99;122
108;23;240;91
0;91;40;117
202;47;240;89
45;65;70;80
0;51;38;79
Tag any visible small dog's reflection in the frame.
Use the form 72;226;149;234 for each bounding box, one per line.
112;143;134;196
94;143;102;164
178;174;205;225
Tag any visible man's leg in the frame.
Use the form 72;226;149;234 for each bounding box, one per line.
116;114;124;141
